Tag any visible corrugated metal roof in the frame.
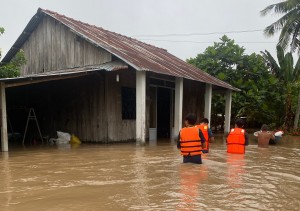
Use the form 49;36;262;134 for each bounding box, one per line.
2;8;239;91
0;61;128;86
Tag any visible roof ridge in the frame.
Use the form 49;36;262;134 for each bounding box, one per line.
40;8;167;52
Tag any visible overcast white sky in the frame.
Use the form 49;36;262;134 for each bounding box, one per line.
0;0;281;61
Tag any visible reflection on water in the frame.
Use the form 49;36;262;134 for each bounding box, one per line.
226;154;245;189
177;164;208;210
0;136;299;210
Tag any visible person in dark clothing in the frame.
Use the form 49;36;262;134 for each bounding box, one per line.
177;113;206;164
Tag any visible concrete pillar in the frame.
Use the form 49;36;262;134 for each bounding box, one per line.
204;83;212;127
224;89;232;133
174;77;183;138
136;71;146;143
0;83;8;152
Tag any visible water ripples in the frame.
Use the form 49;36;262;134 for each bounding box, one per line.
0;140;299;210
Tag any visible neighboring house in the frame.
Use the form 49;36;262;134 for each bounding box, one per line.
0;8;238;151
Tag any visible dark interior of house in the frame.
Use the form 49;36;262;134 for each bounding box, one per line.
157;87;171;139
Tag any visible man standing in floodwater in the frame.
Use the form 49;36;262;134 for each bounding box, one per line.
257;124;275;148
177;113;206;164
227;118;249;154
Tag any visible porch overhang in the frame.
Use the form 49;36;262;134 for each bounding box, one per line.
0;61;128;88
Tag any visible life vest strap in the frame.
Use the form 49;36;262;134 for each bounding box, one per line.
227;143;245;145
181;150;203;156
181;145;201;148
182;149;202;152
180;139;201;143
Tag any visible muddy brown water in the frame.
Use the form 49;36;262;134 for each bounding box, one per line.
0;135;299;211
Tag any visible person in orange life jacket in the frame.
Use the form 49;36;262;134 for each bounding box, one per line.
197;118;214;153
177;113;206;164
226;118;249;154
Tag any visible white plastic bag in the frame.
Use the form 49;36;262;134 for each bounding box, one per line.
55;131;71;144
57;131;71;141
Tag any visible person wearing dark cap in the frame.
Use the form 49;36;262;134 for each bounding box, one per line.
177;113;206;164
226;118;249;154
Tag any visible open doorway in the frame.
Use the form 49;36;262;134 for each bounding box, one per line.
157;87;171;139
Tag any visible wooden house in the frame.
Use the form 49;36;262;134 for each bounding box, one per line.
0;8;238;151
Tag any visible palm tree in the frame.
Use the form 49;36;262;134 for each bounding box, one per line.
261;0;300;52
262;45;300;131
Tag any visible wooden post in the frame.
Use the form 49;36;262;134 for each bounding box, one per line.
174;77;183;138
104;72;109;143
204;83;212;127
224;89;232;134
136;71;146;144
0;82;8;152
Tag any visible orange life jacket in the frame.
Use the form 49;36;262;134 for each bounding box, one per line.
227;128;246;154
180;127;202;156
197;125;209;151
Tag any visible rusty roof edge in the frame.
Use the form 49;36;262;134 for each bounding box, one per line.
132;57;239;91
203;75;240;91
184;63;240;91
144;68;240;91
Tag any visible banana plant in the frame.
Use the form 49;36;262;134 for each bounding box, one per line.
262;45;300;131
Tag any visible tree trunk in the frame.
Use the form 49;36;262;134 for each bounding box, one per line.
293;89;300;130
284;92;293;131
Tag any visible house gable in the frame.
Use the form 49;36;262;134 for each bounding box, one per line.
20;15;112;75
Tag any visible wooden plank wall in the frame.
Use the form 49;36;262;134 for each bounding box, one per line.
8;69;137;143
48;69;136;142
12;74;109;143
51;70;135;143
21;16;112;75
105;69;136;142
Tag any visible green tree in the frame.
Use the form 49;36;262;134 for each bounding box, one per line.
0;27;26;78
261;0;300;52
262;45;300;131
188;35;282;128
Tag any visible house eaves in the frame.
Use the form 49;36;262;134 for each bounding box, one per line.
0;61;128;88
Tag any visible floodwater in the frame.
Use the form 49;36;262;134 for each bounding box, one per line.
0;135;299;211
